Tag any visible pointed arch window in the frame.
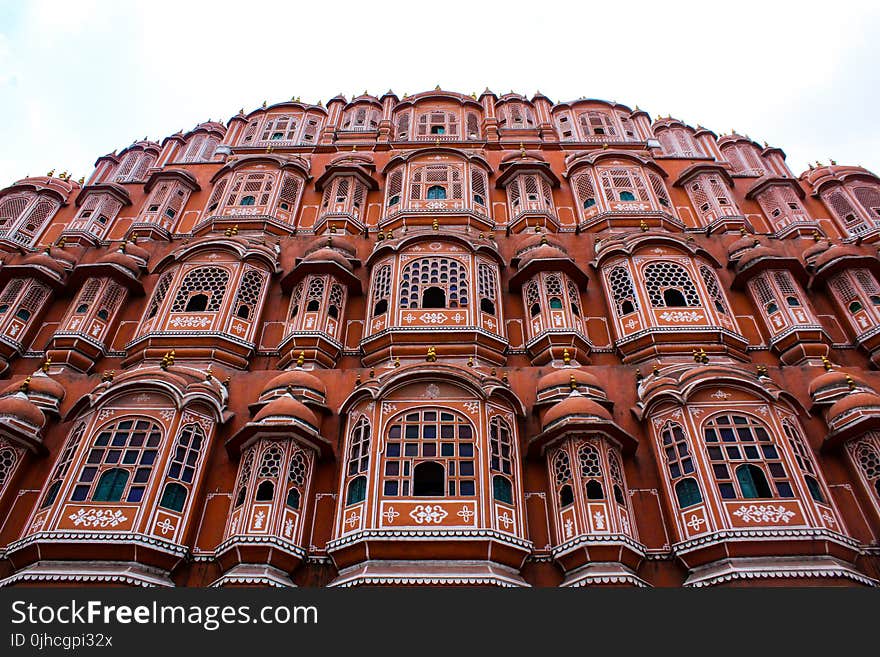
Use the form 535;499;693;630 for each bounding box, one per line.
552;449;574;508
478;262;498;316
370;264;392;317
0;438;23;498
578;443;605;500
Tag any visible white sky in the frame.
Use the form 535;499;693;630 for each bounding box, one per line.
1;0;879;187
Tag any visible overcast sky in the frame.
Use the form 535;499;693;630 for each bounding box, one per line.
1;0;878;187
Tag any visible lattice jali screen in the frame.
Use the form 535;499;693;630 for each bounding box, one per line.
607;265;639;316
400;257;469;309
699;265;730;315
171;267;230;312
643;262;701;307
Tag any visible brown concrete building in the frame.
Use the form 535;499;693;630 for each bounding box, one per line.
0;89;879;587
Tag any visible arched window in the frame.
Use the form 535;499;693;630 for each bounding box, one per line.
661;422;695;480
490;416;514;502
0;441;22;496
159;482;187;512
608;450;627;507
233;449;255;510
146;273;173;320
162;423;205;509
850;438;880;501
598;167;651;206
413;461;445;496
644;262;701;308
700;265;729;315
409;164;463;201
853;186;880;220
371;264;392;317
255;444;283;502
735;464;772;498
93;468;129;502
427;185;447;200
478;263;498;316
286;448;308;510
345;417;371;505
572;172;597;215
416;111;459;139
399;257;468;309
422;286;446;308
578;443;604;500
233;269;266;322
782;421;824;503
72;418;162;504
493;475;513;504
552;449;574;508
40;423;84;509
306;277;325;313
703;414;793;500
607;265;639;316
675;478;702;508
171;267;230;313
382;408;475;497
347;476;367;505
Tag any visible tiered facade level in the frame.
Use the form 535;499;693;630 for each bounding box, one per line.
1;89;880;587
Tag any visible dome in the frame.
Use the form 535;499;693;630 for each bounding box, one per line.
542;391;612;430
262;369;327;398
803;238;831;263
99;249;141;276
517;243;570;268
0;391;45;428
813;243;866;270
21;251;66;277
537;368;604;395
827;391;880;425
302;247;353;272
516;231;564;254
728;234;761;261
253;393;318;428
122;239;151;263
2;371;65;403
319;235;358;259
735;245;781;270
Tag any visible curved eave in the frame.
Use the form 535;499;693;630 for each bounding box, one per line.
0;182;72;205
495;160;560;188
810;253;880;284
672;163;736;188
565;150;667;179
822;414;880;452
314;165;379;192
225;422;331;459
509;256;589;291
528;416;637;457
810;170;880;196
242;102;328;122
151;240;279;274
0;421;47;456
69;262;145;295
280;259;362;295
365;234;504;268
593;233;723;268
744;176;806;201
0;264;66;291
143;169;201;194
75;182;132;208
731;255;808;289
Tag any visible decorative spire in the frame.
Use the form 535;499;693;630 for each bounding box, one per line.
41;357;51;373
639;220;649;232
296;350;305;368
160;350;175;370
205;364;213;381
562;349;571;365
569;373;577;391
426;346;437;362
19;375;31;393
101;370;115;383
821;355;833;371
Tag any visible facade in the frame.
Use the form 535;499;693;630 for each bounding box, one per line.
0;89;879;587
